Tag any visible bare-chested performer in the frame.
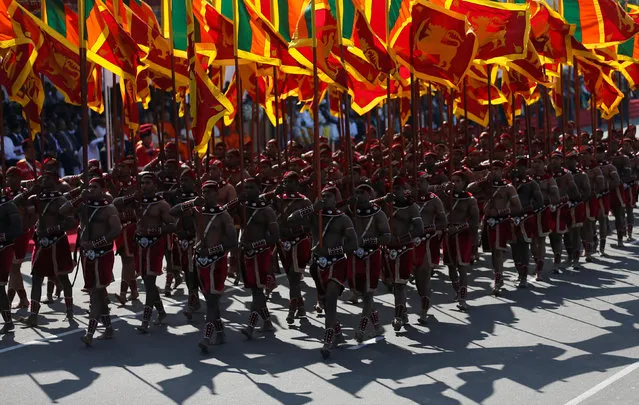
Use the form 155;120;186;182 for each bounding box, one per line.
61;178;122;346
166;168;200;320
0;182;23;333
347;183;390;342
621;138;638;241
233;178;279;338
476;161;521;295
530;154;559;279
112;160;139;305
580;147;605;261
565;150;589;269
548;152;580;272
383;177;424;331
272;171;313;325
443;171;479;310
413;173;446;323
611;144;633;248
596;146;621;256
308;185;357;359
172;180;237;352
114;171;176;333
5;167;34;309
17;170;76;326
509;159;543;288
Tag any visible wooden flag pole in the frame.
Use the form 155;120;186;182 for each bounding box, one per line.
574;58;581;145
463;77;469;157
272;67;282;167
487;65;493;163
0;88;5;180
311;0;323;247
78;0;89;183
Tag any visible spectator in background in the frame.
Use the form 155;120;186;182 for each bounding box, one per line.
54;118;81;175
2;122;24;167
135;124;159;170
15;140;41;180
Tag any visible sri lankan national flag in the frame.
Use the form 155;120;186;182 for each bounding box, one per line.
0;1;43;136
454;63;506;127
22;0;104;113
245;0;309;74
289;0;348;89
192;0;280;67
351;0;411;46
438;0;530;64
562;0;639;48
391;0;478;89
529;0;574;64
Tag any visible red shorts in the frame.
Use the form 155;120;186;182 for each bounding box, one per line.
536;207;553;237
135;235;166;277
586;198;600;221
172;239;195;273
516;214;538;243
482;218;513;251
115;223;136;257
383;245;414;284
347;249;382;293
310;254;348;295
32;234;75;278
279;237;311;273
413;235;442;268
81;249;115;289
0;244;14;285
196;253;228;295
599;193;611;215
13;229;33;262
611;186;628;210
443;229;472;266
552;205;571;234
243;248;273;289
570;202;586;227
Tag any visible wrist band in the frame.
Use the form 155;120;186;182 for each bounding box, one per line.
92;236;107;248
209;244;223;255
251;239;267;249
182;200;195;212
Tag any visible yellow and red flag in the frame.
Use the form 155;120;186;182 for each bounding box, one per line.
391;0;478;89
438;0;530;64
562;0;639;48
289;0;348;89
529;0;574;64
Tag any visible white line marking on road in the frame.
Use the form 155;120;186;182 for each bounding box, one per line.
564;361;639;405
346;336;385;350
0;311;143;355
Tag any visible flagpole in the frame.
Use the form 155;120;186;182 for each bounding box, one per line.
428;82;433;145
487;65;493;163
311;0;323;247
167;0;182;163
409;16;417;186
0;89;5;179
463;77;469;157
448;89;454;173
524;96;533;159
333;0;354;197
574;58;581;147
78;0;89;183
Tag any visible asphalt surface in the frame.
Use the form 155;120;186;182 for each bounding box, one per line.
1;225;639;405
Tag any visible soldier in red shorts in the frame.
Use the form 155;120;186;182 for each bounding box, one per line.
167;168;200;320
0;184;23;333
475;161;521;296
530;154;559;280
61;178;122;346
308;185;357;359
509;159;543;288
5;167;34;309
383;177;424;331
233;178;279;339
565;150;589;269
272;171;313;325
413;172;446;323
174;180;237;352
16;171;76;326
348;183;390;342
114;171;176;333
580;147;605;262
112;160;139;304
443;171;479;310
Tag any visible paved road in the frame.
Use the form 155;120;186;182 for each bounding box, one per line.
1;233;639;404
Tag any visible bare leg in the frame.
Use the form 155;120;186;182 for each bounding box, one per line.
491;250;504;295
320;281;342;359
457;265;469;310
391;283;408;331
414;264;432;324
549;233;563;272
0;286;14;334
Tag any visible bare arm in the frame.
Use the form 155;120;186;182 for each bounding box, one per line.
375;211;391;245
104;206;123;243
341;216;358;253
432;197;448;230
408;204;424;238
508;185;522;215
469;198;480;246
160;201;178;234
547;178;560;204
221;212;238;250
265;207;280;246
169;198;197;217
1;203;23;241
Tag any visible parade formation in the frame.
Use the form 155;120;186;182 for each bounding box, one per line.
2;0;639;366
